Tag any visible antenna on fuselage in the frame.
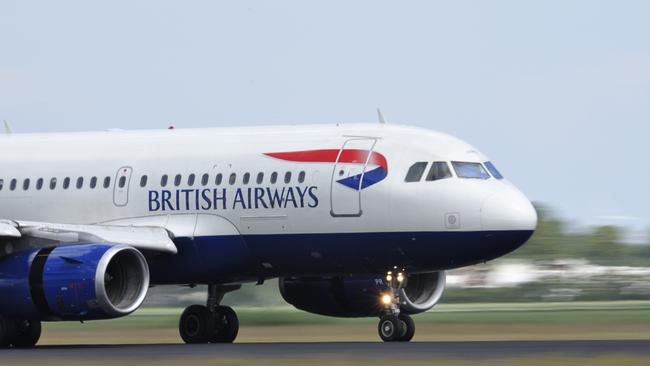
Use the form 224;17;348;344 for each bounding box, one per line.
3;120;12;135
377;108;387;124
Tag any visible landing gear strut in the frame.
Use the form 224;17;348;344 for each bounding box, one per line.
378;270;415;342
179;284;241;344
0;315;42;348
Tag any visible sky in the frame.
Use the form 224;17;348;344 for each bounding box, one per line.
1;1;649;239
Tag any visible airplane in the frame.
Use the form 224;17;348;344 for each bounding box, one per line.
0;123;537;347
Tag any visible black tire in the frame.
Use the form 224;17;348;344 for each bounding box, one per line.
397;314;415;342
378;315;403;342
209;306;239;343
0;316;16;348
179;305;211;344
11;319;42;348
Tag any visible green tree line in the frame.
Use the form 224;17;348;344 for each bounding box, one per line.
508;203;650;266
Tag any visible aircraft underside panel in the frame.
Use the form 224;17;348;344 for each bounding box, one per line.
145;230;533;284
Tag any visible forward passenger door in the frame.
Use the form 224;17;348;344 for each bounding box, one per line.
330;138;376;217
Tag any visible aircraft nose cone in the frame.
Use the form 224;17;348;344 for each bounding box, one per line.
481;190;538;231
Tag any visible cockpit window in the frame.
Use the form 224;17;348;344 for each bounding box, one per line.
452;162;490;179
484;161;503;180
405;162;428;182
426;162;452;181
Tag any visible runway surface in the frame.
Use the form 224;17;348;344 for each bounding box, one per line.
2;340;650;362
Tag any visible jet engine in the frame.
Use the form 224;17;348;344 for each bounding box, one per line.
279;271;446;317
0;243;149;321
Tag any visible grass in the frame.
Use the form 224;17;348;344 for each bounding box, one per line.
35;301;650;344
44;300;650;328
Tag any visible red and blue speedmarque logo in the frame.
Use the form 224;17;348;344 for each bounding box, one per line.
147;149;386;212
265;149;388;190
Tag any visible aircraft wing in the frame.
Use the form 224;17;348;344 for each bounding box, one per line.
0;219;177;256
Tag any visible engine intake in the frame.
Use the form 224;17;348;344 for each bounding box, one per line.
0;244;149;320
398;271;446;314
95;245;150;317
280;271;446;317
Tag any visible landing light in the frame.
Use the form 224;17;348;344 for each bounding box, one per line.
381;294;393;305
397;273;404;283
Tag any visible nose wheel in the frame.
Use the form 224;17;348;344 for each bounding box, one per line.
378;270;415;342
378;314;415;342
179;284;241;344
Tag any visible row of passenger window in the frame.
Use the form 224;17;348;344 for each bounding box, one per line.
156;171;306;188
0;176;113;191
405;161;504;182
0;170;308;192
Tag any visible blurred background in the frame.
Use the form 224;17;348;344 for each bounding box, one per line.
1;0;649;350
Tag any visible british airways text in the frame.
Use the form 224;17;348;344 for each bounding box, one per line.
148;186;319;212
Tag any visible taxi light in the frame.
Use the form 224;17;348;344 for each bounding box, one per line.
397;273;404;282
381;294;393;305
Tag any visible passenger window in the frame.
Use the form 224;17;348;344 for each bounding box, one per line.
50;178;57;190
229;173;236;185
270;172;278;184
174;174;182;187
201;174;209;186
256;172;264;184
426;162;453;181
215;173;223;185
36;178;43;190
284;172;292;184
298;171;306;183
452;162;491;180
243;173;250;185
484;162;504;180
10;179;16;191
76;177;83;189
103;176;111;188
188;174;195;186
0;179;3;191
405;162;428;182
118;176;126;188
140;175;148;187
90;176;97;189
161;175;168;187
63;177;70;189
23;179;30;190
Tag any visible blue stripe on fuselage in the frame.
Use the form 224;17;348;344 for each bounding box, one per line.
147;230;534;285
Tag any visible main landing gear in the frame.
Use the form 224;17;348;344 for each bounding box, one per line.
179;284;241;344
378;270;415;342
0;316;42;348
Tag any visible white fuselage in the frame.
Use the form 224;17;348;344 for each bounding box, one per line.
0;123;537;281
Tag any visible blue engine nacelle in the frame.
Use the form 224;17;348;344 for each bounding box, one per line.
279;272;446;317
0;244;149;321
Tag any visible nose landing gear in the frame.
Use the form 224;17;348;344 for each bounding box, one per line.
179;284;241;344
378;270;415;342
